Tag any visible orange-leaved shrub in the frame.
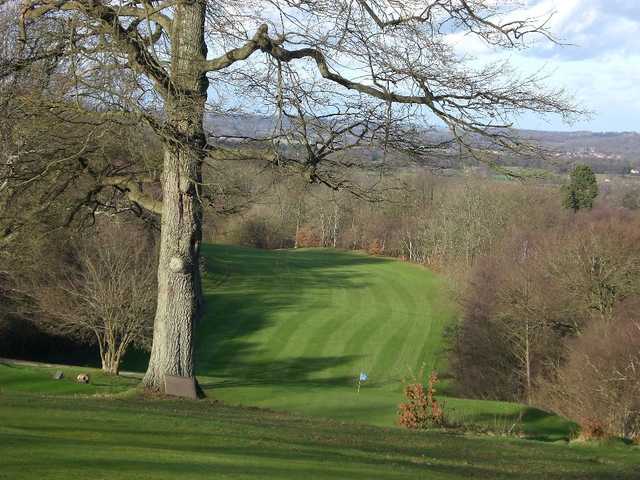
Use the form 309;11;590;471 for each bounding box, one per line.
398;372;446;429
367;239;384;256
295;225;319;248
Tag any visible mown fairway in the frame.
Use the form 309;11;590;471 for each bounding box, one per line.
199;245;451;383
196;245;452;425
193;245;569;437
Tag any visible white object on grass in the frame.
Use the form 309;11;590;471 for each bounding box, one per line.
357;371;368;393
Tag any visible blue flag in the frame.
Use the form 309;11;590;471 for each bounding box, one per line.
359;372;368;382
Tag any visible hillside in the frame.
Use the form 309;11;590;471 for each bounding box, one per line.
4;245;575;437
2;246;638;479
205;114;640;174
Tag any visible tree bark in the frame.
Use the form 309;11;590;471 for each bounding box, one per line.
142;0;208;391
101;353;120;376
332;199;338;248
524;320;531;405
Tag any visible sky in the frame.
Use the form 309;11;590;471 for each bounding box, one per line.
447;0;640;132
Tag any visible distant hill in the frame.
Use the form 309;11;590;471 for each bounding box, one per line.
512;130;640;174
205;113;640;174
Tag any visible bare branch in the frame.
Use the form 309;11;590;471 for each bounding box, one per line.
202;24;267;73
100;175;163;215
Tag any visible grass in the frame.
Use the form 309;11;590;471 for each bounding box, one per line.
2;245;575;439
198;245;452;384
1;391;638;480
0;246;637;478
0;362;138;396
193;245;452;424
169;245;572;439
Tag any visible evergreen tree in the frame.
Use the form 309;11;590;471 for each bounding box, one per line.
563;165;598;211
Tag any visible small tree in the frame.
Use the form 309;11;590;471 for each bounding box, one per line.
563;165;598;211
38;225;156;375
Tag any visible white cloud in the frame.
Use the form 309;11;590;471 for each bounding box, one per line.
446;1;640;131
525;0;640;60
448;0;640;60
508;52;640;131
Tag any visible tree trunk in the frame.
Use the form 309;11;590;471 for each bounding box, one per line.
332;200;338;248
294;200;302;249
100;342;120;376
143;0;208;391
101;355;120;376
320;210;326;247
524;320;532;405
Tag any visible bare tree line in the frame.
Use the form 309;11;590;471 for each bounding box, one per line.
454;209;640;440
219;171;563;269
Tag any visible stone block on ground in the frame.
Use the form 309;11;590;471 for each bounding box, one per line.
164;375;197;400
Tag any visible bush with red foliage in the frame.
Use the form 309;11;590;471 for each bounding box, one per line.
295;225;319;248
367;239;384;256
398;372;446;429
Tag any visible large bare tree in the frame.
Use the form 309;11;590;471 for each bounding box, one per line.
11;0;579;390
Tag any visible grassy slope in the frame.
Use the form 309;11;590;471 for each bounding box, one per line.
190;245;570;438
0;363;138;395
1;388;638;480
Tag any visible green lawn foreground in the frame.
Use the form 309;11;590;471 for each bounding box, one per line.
0;388;638;480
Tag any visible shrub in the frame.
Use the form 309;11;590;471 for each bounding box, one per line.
367;239;384;256
229;215;295;249
236;217;271;249
536;299;640;441
398;372;446;429
295;225;319;248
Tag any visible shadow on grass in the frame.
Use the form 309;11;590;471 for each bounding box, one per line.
197;355;363;388
125;245;390;388
197;245;386;388
3;396;633;480
449;406;578;441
